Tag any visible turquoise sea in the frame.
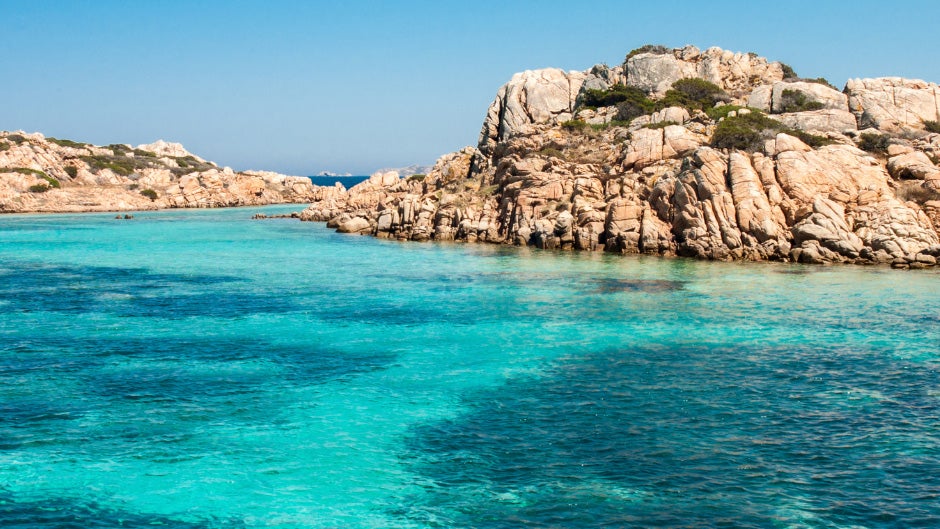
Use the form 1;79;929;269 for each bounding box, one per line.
1;204;939;528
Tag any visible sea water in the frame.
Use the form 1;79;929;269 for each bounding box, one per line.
0;205;938;528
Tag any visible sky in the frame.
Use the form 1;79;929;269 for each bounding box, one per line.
2;0;939;175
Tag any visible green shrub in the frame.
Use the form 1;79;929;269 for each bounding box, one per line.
644;121;679;130
706;104;745;120
613;99;655;122
711;111;834;151
780;63;797;79
28;183;51;193
407;174;427;182
791;130;835;148
140;188;158;201
5;167;60;187
625;44;669;61
897;182;940;203
778;89;825;113
82;154;138;176
659;78;729;111
64;166;78;178
923;120;940;134
133;149;157;158
561;119;588;131
107;144;132;154
711;112;788;151
536;147;565;159
6;134;27;144
0;142;9;152
128;183;139;190
580;84;653;111
48;137;87;148
170;155;214;176
857;133;891;154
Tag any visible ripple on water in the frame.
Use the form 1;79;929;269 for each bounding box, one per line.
1;207;939;528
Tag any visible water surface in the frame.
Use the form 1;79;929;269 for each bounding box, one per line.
1;206;938;528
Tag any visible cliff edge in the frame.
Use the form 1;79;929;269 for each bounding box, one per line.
300;45;940;268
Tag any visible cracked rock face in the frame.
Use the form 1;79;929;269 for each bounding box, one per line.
846;77;940;133
300;45;940;267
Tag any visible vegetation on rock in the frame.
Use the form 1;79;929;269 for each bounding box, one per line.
81;154;140;176
140;188;158;201
625;44;669;61
579;79;729;124
643;121;679;130
48;137;88;149
711;111;832;151
897;182;940;204
802;77;838;90
706;104;746;120
923;120;940;134
857;133;891;154
659;78;729;111
561;119;588;131
580;84;652;111
778;89;825;113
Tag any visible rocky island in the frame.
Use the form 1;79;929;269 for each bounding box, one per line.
0;135;327;212
299;45;940;268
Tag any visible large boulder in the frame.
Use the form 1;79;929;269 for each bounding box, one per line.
479;68;586;155
846;77;940;132
775;109;859;134
748;81;848;114
625;45;784;98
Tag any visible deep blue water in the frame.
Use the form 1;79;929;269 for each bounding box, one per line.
307;176;368;189
1;205;938;528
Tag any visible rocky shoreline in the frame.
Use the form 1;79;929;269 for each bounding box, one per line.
296;45;940;268
0;134;329;213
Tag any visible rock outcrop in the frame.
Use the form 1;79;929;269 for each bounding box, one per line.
0;132;319;212
298;45;940;268
846;77;940;133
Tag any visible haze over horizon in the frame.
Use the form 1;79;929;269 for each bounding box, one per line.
3;0;939;176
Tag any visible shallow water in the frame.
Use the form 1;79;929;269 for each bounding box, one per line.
1;205;938;528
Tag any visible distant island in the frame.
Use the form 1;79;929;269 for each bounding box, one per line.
297;45;940;268
0;135;329;212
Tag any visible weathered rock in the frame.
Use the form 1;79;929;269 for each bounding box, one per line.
846;77;940;132
0;130;318;213
886;151;938;180
479;68;586;155
136;140;207;162
748;81;848;113
336;216;372;234
776;109;859;134
626;45;783;98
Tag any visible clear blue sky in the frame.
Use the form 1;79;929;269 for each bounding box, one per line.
3;0;938;175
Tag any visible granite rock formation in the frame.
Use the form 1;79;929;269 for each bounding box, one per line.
299;45;940;267
0;132;318;212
